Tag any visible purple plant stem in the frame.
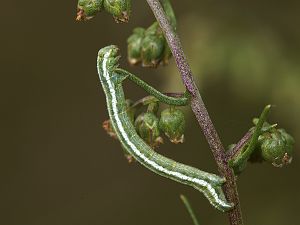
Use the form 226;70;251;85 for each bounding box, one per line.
145;0;243;224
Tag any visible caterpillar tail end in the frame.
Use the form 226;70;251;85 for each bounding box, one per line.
211;199;234;212
212;186;235;212
195;184;234;212
215;199;235;212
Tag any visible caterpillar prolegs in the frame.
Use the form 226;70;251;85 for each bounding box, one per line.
97;45;234;212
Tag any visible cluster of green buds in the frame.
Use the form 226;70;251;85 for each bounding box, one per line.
127;0;176;67
252;119;294;167
134;101;186;147
76;0;131;23
103;97;187;162
228;107;295;175
127;22;171;67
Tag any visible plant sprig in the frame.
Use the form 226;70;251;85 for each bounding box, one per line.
75;0;295;224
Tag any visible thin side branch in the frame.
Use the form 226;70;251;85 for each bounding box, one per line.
145;1;243;224
226;131;252;162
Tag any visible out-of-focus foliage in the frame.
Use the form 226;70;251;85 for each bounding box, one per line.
166;14;300;147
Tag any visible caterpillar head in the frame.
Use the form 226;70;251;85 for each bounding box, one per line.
77;0;103;21
98;45;120;69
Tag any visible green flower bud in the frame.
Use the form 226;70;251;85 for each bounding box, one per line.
77;0;104;21
135;112;163;149
127;28;145;65
141;23;165;67
248;119;294;167
159;108;185;144
103;0;131;23
141;34;165;67
259;129;294;167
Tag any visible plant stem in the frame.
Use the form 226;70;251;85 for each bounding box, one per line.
226;131;252;162
180;195;200;225
145;0;243;224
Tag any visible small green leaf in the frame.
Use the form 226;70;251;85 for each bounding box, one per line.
127;28;146;65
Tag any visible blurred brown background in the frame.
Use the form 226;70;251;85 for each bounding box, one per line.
1;1;299;225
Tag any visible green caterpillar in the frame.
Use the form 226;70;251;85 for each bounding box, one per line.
97;45;234;212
